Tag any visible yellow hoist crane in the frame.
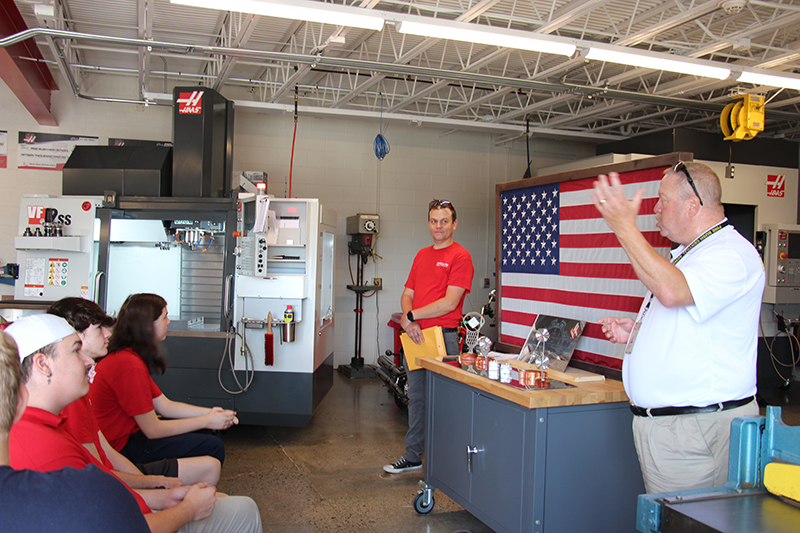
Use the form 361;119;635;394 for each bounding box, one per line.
721;94;765;141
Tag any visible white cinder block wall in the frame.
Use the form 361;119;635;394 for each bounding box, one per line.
0;75;594;367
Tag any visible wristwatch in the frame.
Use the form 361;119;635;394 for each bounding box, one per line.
406;311;416;323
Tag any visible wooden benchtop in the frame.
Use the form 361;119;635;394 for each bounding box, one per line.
419;357;629;410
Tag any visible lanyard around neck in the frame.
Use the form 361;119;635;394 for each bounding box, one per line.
669;219;729;266
638;219;729;320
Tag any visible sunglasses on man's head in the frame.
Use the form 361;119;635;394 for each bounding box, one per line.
429;199;451;209
673;162;703;206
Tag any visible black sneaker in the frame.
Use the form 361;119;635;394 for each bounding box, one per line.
383;457;422;474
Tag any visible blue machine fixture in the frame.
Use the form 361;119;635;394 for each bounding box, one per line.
637;406;800;532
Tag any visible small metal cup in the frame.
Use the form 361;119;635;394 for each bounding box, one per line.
281;322;296;343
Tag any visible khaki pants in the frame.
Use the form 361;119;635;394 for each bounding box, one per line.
632;400;759;494
178;495;262;533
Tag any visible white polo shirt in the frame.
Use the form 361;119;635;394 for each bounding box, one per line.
623;223;765;408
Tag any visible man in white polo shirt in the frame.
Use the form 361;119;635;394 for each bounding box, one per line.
594;161;764;494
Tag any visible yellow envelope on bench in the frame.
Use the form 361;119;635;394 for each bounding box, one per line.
401;326;447;371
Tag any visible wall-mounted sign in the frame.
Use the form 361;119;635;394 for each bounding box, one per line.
109;138;173;147
0;131;7;168
767;174;786;198
177;91;203;114
18;132;98;170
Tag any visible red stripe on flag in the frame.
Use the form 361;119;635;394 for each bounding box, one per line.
502;310;535;328
581;322;607;340
501;316;634;340
498;335;624;370
561;231;666;249
565;258;638;279
561;198;658;220
561;167;669;192
559;262;638;280
500;333;526;346
572;349;623;370
502;286;644;314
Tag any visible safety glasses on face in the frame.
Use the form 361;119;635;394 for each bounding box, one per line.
429;199;451;209
673;162;703;206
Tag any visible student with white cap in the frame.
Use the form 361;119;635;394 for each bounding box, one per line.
6;314;262;533
0;326;149;533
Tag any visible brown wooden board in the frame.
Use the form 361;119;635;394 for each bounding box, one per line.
419;357;628;410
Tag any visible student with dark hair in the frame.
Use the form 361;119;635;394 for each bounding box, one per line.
90;294;237;467
0;329;150;533
48;297;221;486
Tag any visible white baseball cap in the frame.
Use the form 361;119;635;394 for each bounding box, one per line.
5;314;77;361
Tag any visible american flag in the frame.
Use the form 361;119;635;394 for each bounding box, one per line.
499;168;672;370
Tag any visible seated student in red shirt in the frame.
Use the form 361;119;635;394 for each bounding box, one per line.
5;314;262;533
90;293;236;467
48;297;221;487
0;329;150;533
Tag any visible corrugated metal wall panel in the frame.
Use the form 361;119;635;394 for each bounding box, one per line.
179;237;225;322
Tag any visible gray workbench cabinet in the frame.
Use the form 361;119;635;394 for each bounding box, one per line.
425;372;643;533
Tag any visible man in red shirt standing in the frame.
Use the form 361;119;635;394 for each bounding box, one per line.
384;199;474;474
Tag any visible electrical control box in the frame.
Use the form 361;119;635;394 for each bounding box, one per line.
346;214;379;235
761;223;800;304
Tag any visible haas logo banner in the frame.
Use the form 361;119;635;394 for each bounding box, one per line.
767;174;786;198
177;91;204;114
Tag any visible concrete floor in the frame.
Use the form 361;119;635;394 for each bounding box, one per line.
215;371;800;533
216;371;493;533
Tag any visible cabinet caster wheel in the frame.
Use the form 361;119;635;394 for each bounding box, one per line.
413;491;435;514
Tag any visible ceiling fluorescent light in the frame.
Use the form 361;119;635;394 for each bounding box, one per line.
397;19;576;57
170;0;385;31
737;69;800;91
585;46;730;80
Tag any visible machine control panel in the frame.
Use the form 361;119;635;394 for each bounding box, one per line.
255;234;267;276
762;223;800;304
235;197;309;278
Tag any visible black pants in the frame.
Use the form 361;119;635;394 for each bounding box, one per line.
121;429;225;465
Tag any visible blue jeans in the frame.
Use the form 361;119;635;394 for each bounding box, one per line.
402;329;459;464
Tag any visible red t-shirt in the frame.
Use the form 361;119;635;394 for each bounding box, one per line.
9;406;151;515
405;242;474;329
89;348;162;451
62;396;113;469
